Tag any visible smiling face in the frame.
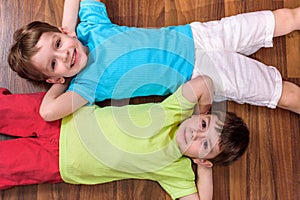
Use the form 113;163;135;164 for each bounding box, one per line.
30;31;88;82
176;114;222;160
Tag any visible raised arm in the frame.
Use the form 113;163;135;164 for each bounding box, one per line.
62;0;81;31
195;164;213;200
39;82;88;121
182;75;214;114
178;164;213;200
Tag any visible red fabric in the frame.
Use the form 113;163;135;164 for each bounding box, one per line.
0;88;63;190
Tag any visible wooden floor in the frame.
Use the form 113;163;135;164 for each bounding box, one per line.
0;0;299;199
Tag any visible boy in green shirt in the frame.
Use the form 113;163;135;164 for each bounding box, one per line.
0;76;249;199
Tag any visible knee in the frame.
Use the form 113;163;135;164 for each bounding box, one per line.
277;81;300;113
273;8;300;33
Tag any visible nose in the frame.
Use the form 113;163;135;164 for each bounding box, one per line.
56;49;69;63
192;129;206;140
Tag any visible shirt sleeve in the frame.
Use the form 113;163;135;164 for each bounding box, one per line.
79;0;112;24
67;76;97;105
158;157;198;199
160;86;196;126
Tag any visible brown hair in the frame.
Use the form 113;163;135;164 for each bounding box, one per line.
8;21;60;82
208;111;249;166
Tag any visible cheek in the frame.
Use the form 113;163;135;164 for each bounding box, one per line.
31;55;42;69
185;142;201;157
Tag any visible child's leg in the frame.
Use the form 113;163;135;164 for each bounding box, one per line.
0;88;60;137
266;7;300;113
193;50;283;110
273;7;300;37
277;81;300;114
190;10;274;56
0;136;62;189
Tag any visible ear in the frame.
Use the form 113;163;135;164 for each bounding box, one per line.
192;158;213;168
58;27;77;38
46;77;65;84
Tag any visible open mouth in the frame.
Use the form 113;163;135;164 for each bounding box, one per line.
71;49;77;67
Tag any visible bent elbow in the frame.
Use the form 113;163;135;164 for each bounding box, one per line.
201;75;213;87
201;75;214;94
39;108;57;122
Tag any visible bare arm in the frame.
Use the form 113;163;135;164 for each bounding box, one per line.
40;82;88;121
62;0;102;31
196;165;213;200
178;165;213;200
62;0;81;31
182;75;214;113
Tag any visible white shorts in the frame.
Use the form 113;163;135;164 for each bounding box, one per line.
191;10;282;108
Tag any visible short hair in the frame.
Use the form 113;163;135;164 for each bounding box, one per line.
8;21;61;82
208;111;249;166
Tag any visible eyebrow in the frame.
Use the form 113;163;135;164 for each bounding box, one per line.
207;139;214;154
207;116;218;153
207;116;211;128
209;137;221;155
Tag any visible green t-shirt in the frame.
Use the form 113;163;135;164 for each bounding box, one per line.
59;86;197;199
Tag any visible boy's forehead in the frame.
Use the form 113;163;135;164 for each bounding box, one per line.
207;140;221;158
39;32;56;43
34;32;53;50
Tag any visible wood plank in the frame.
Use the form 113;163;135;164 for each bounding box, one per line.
0;0;299;199
285;0;300;78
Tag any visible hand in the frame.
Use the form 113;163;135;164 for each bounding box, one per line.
195;162;213;200
59;27;77;38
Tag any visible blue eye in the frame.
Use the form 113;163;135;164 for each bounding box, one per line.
202;140;208;150
203;140;208;150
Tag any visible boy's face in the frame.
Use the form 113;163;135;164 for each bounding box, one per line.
31;31;88;82
176;114;222;160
